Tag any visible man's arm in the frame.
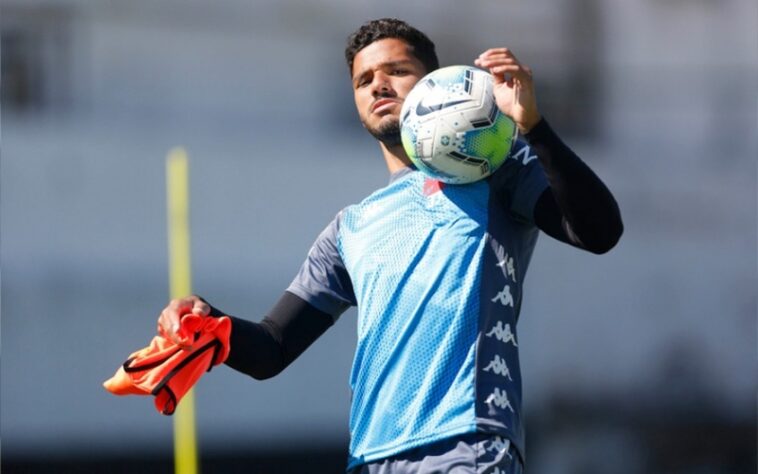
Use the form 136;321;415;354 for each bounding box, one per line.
158;292;335;380
222;292;334;379
475;48;622;253
528;119;623;254
157;215;354;379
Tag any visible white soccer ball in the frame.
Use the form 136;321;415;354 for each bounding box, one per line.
400;65;517;184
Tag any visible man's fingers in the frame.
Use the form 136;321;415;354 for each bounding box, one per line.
474;55;519;65
169;296;193;311
157;295;209;347
476;57;522;71
166;295;209;316
478;47;514;59
192;299;211;315
475;57;514;70
158;309;181;340
474;48;531;74
475;58;531;86
477;48;520;65
474;65;531;88
489;64;532;79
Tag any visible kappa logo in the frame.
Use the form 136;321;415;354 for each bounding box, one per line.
491;284;514;307
485;436;513;457
486;321;518;347
483;354;513;381
480;438;513;474
485;387;515;414
494;245;517;282
476;436;513;474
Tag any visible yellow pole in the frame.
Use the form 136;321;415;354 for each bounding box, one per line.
166;147;199;474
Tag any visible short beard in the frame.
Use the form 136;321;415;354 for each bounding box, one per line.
366;120;402;147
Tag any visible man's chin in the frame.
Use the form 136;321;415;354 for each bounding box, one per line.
367;120;402;147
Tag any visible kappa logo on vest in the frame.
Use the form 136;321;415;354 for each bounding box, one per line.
486;436;513;459
486;321;518;347
485;387;515;415
491;284;514;307
483;354;513;380
495;245;517;282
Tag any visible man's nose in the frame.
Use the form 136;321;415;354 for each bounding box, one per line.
372;73;394;96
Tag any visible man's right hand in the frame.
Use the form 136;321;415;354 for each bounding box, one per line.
157;295;212;348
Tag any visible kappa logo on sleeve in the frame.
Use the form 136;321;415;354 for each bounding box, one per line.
486;321;518;347
494;245;517;282
483;354;513;381
485;387;515;415
491;284;514;307
486;436;512;457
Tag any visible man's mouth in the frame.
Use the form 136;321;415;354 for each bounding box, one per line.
371;98;400;114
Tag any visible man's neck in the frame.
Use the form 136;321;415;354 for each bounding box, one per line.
380;142;414;174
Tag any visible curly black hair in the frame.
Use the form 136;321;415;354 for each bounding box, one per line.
345;18;439;75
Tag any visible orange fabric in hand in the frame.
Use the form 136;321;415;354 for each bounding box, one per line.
104;314;231;415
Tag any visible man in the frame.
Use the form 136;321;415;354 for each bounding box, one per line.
158;18;623;473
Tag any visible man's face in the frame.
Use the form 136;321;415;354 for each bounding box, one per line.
351;38;427;146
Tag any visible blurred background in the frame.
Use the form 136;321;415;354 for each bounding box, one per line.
1;1;756;473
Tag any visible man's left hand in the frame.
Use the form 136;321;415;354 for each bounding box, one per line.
474;48;541;134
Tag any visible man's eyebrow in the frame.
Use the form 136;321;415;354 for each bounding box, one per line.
352;60;416;83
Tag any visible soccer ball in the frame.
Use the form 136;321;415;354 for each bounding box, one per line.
400;65;517;184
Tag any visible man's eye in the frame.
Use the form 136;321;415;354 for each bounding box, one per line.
392;69;408;75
